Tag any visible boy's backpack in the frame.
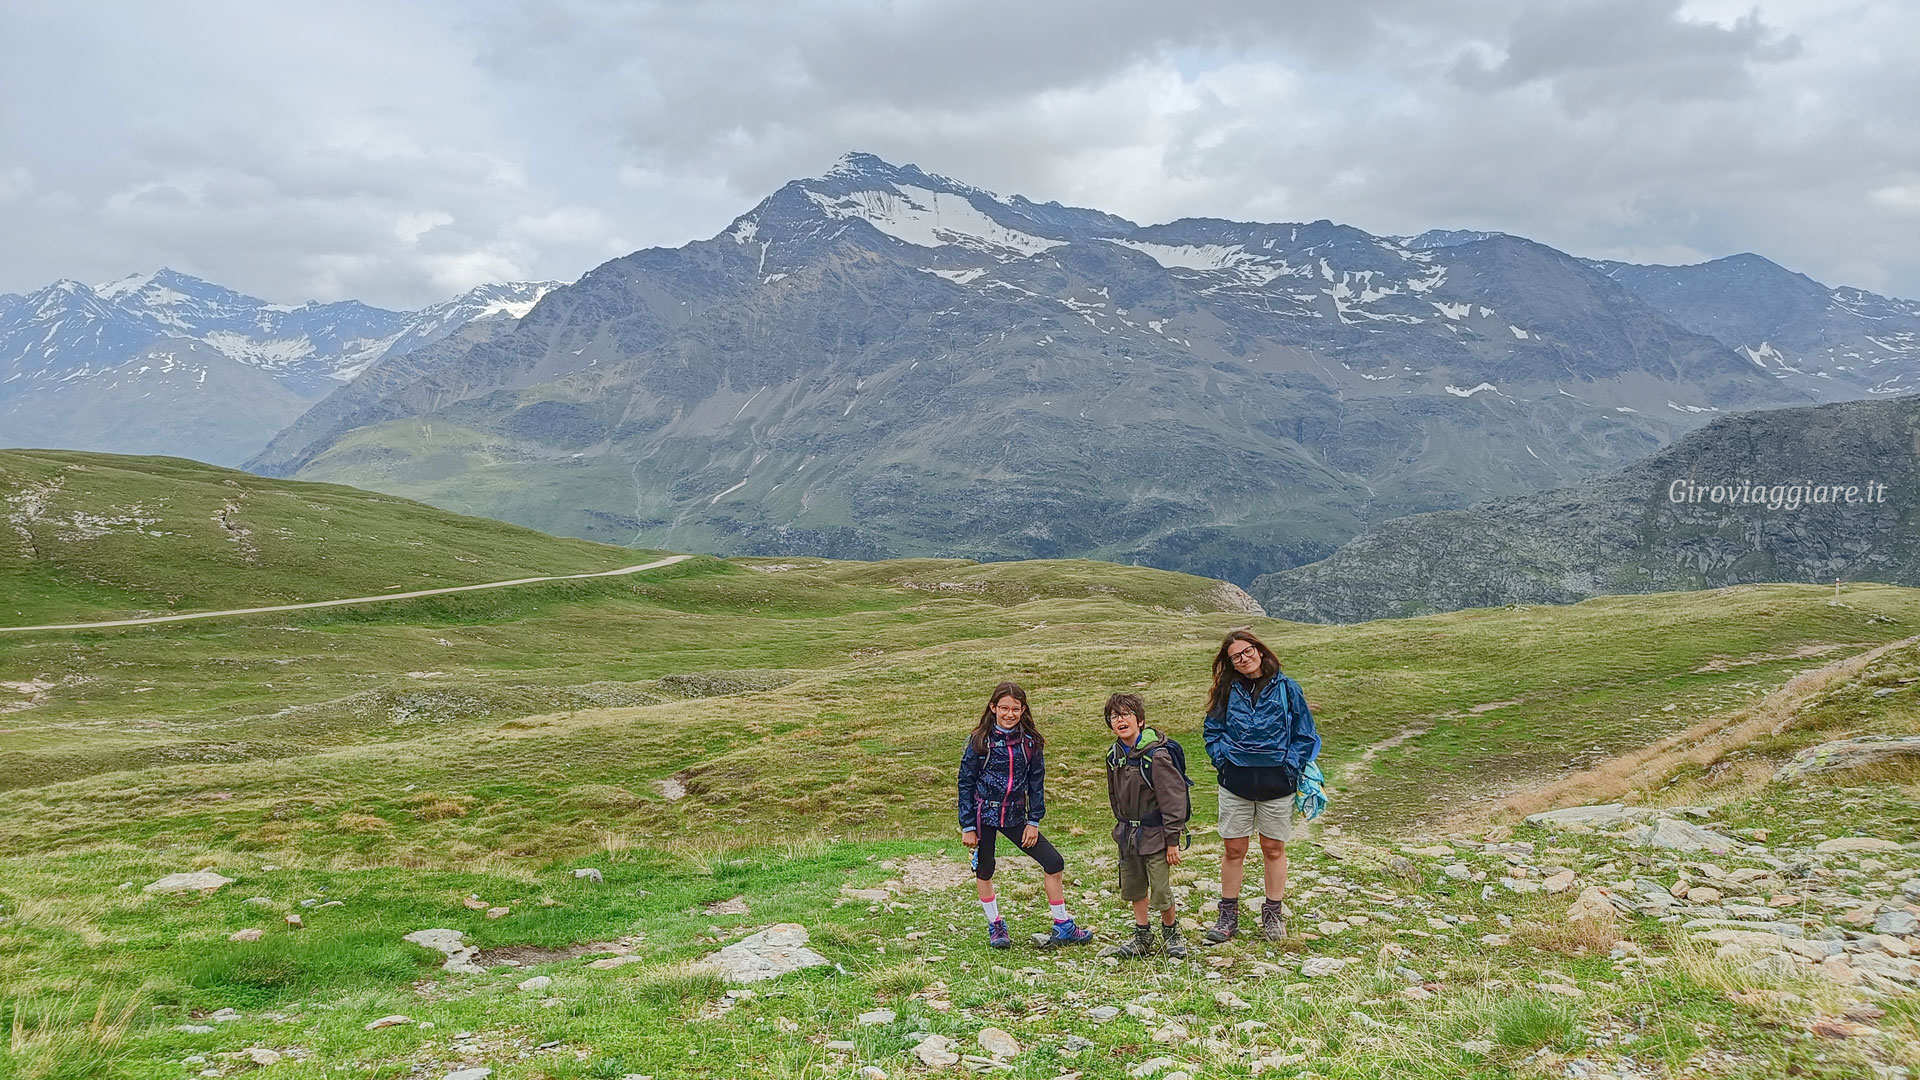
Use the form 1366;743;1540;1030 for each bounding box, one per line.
1108;735;1196;849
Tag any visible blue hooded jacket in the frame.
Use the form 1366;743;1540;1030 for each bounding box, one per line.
1203;674;1320;772
957;725;1046;832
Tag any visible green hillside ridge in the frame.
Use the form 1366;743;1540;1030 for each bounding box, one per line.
3;458;1916;1077
0;450;667;625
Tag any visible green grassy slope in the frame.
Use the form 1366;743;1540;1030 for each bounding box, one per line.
0;450;664;625
3;457;1917;1077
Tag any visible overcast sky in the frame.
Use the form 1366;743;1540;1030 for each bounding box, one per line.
3;0;1914;309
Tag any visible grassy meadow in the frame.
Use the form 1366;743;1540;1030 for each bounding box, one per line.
2;451;1916;1078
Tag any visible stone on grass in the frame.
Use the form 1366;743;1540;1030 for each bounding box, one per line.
977;1027;1020;1058
1525;804;1652;829
402;928;483;975
1567;887;1618;925
364;1015;411;1030
1129;1058;1178;1078
444;1070;491;1080
705;895;751;916
1815;836;1905;854
1773;736;1920;782
1542;870;1576;894
1687;886;1723;904
1214;990;1250;1010
228;929;264;943
1632;818;1733;854
857;1008;895;1026
1442;863;1472;881
1300;957;1347;977
242;897;273;907
699;924;830;984
144;872;234;895
1085;1005;1120;1022
485;906;509;920
912;1034;959;1067
572;868;604;884
587;954;645;970
857;1067;888;1080
175;1024;214;1034
517;975;552;993
243;1048;281;1066
842;887;891;902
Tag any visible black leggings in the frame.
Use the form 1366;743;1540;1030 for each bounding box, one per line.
974;825;1064;881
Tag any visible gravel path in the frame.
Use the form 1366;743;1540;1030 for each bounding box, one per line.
0;554;694;634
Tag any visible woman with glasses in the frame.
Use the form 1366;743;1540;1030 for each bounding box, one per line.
1201;629;1320;943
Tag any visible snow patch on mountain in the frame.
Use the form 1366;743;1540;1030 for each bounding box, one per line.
805;186;1064;257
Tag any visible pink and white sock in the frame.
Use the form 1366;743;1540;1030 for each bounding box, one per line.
980;895;1000;924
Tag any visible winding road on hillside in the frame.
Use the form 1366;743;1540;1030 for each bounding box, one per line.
0;554;695;634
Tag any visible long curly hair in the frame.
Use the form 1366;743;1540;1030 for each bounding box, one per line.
969;681;1044;755
1206;629;1280;719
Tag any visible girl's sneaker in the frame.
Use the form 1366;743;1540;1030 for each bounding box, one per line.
987;919;1011;949
1031;918;1093;948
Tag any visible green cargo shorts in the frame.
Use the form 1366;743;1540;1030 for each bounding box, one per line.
1117;848;1172;910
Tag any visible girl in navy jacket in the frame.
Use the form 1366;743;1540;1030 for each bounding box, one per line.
958;682;1091;949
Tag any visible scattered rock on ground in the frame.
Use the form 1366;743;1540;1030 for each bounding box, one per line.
705;895;751;916
1632;818;1734;854
977;1027;1020;1058
1567;887;1618;925
364;1015;411;1030
572;868;604;884
1525;804;1655;828
144;872;234;894
517;976;552;993
912;1034;960;1067
1773;736;1920;782
1815;836;1905;854
1301;957;1347;977
857;1008;895;1025
698;923;831;983
228;928;264;942
402;928;483;975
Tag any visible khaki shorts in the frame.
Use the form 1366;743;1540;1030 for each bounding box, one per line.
1117;848;1172;910
1216;785;1295;841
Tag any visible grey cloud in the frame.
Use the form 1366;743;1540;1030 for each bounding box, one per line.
1449;0;1800;110
1;0;1915;305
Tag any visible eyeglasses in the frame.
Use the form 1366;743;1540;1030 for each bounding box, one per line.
1226;646;1260;664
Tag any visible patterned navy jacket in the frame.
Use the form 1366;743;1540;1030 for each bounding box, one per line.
957;725;1046;832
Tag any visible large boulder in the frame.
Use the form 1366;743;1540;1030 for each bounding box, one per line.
1773;736;1920;782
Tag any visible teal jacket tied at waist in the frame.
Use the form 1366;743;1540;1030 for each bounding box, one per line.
1203;674;1320;772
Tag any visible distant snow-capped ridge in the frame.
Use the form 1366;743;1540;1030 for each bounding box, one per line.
0;270;565;393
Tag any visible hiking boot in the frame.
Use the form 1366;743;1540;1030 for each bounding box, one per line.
1161;923;1189;959
1031;918;1093;948
1100;924;1156;959
987;919;1011;949
1260;899;1288;941
1203;897;1239;944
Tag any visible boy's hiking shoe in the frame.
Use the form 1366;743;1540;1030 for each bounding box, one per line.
1031;918;1093;948
1162;923;1189;959
1260;900;1287;941
1100;924;1157;958
1203;897;1239;944
987;919;1011;949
